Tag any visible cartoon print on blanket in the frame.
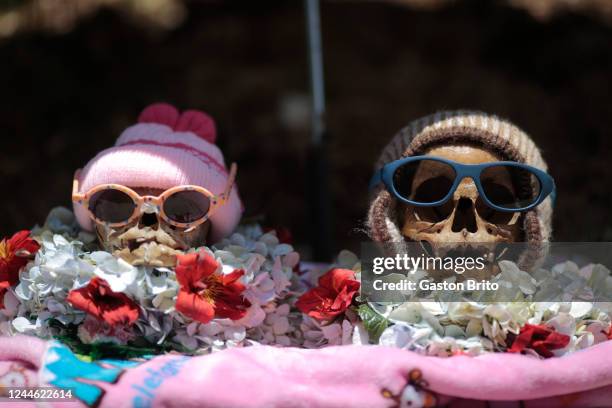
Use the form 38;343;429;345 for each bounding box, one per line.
2;335;612;407
42;342;126;406
381;369;438;408
41;341;189;407
0;363;32;397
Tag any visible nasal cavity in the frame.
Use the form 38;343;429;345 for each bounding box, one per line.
451;198;478;233
140;213;159;227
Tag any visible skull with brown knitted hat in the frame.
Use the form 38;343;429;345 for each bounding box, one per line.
367;111;554;276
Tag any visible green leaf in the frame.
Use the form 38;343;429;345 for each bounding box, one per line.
49;318;189;361
357;303;389;343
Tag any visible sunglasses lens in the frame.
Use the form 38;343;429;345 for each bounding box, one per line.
480;165;541;210
163;191;211;224
88;189;136;223
393;159;455;204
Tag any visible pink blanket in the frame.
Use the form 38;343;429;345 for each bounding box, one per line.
1;335;611;408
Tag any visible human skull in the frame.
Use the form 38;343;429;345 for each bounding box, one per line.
400;145;525;277
401;144;524;243
94;187;211;267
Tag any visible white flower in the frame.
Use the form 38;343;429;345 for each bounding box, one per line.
351;322;369;345
11;312;52;337
270;257;291;294
300;316;354;348
336;250;360;270
426;336;490;357
496;260;537;296
15;233;94;325
379;323;421;349
235;304;266;328
11;209;612;357
12;316;37;333
371;258;612;358
90;251;138;293
569;302;593;318
1;290;20;317
174;332;199;351
152;288;177;313
388;302;424;324
255;303;296;346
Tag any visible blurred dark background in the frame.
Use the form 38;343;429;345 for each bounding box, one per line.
1;0;611;259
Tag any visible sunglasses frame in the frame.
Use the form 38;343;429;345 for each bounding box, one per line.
370;156;555;212
73;163;237;229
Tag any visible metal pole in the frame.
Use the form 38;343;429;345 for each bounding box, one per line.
305;0;333;261
305;0;326;146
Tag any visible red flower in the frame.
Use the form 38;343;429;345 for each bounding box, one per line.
508;323;570;358
0;230;40;309
67;277;140;327
296;268;360;321
175;251;251;324
0;281;10;310
263;226;293;245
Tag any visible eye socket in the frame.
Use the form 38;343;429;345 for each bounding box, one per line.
88;189;136;223
163;191;211;223
475;196;515;224
480;180;516;207
480;165;541;209
411;176;455;222
393;159;455;203
412;176;454;203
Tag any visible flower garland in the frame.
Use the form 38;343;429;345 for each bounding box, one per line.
292;251;612;358
0;208;301;354
1;207;611;359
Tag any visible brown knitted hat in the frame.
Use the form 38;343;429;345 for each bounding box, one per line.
367;110;553;263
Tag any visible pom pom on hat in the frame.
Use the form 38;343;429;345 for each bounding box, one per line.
138;102;179;128
175;110;216;144
139;102;217;143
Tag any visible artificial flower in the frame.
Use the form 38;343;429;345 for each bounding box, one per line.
175;251;251;324
90;251;138;293
6;209;301;353
296;268;360;321
508;323;570;358
77;315;134;345
427;336;488;357
0;230;39;308
67;277;140;327
258;303;293;346
300;315;355;348
0;281;10;310
263;226;293;244
15;233;94;306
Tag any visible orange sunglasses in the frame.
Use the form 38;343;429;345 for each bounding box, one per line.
72;163;237;230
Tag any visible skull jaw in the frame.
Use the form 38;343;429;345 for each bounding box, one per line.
401;203;523;281
94;221;211;267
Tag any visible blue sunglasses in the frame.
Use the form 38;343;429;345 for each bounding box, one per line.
370;156;555;212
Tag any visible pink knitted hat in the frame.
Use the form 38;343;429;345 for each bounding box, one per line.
73;103;243;243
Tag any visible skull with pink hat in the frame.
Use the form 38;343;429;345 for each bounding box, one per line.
72;102;243;266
